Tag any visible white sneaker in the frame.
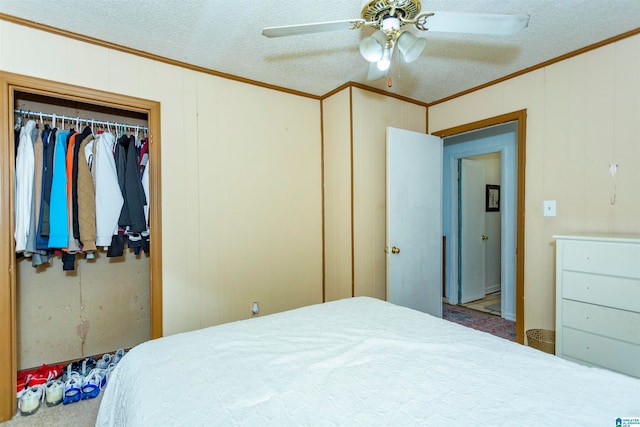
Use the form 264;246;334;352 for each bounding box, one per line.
104;362;118;384
96;353;113;370
18;385;44;416
45;380;64;406
113;348;126;364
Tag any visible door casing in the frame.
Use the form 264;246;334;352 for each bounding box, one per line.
433;110;526;344
0;71;163;421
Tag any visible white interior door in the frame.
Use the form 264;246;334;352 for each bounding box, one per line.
460;159;486;303
387;127;442;317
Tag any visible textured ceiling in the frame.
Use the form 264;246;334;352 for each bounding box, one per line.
0;1;638;104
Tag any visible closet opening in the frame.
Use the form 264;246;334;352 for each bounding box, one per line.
14;89;152;370
0;72;163;421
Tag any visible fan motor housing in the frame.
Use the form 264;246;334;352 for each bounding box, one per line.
361;0;421;26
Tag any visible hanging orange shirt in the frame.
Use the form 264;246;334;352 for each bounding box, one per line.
65;132;78;225
63;132;79;252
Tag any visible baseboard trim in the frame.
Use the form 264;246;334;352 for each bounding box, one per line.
485;284;501;295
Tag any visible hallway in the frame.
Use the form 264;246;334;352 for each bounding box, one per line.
461;291;501;316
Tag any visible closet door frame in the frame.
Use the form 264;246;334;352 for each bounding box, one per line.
0;71;163;421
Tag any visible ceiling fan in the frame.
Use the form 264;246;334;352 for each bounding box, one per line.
262;0;529;84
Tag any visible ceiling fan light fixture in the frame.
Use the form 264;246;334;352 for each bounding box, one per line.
359;30;388;62
397;31;426;63
264;1;531;86
377;46;392;71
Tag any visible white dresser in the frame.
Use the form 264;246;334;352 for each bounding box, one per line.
554;235;640;378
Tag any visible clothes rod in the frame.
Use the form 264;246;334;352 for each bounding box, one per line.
14;109;148;132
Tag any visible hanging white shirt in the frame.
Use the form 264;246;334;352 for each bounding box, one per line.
141;158;150;228
93;132;124;247
14;120;37;253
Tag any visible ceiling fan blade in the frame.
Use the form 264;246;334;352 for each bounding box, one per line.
419;12;529;36
367;62;388;81
262;19;366;38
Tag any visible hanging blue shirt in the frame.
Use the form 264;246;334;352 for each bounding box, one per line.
47;130;70;249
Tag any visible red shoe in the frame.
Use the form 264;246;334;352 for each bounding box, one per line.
16;371;31;396
28;364;64;386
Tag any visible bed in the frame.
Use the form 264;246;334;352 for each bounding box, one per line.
96;297;639;426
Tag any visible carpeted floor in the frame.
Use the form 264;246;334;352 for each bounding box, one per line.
0;393;101;427
443;303;516;341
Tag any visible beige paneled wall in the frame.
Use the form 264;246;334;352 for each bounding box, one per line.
322;89;353;302
323;87;426;301
195;78;323;327
0;19;323;342
429;34;640;333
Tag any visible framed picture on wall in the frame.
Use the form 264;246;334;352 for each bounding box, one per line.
486;185;500;212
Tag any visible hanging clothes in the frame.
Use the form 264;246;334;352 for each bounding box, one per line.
26;126;49;266
72;127;92;241
65;130;81;254
115;135;147;233
34;126;54;266
31;127;43;245
94;132;124;248
13;108;149;268
23;124;41;255
35;125;52;251
38;127;57;244
48;130;70;249
141;158;150;229
14;120;36;253
76;130;97;254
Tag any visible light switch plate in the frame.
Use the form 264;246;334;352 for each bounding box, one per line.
544;200;556;217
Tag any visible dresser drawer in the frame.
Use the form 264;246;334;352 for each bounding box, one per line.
562;271;640;312
561;240;640;279
562;299;640;344
562;327;640;378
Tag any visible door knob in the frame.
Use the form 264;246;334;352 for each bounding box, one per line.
482;235;488;241
384;246;389;253
391;246;401;254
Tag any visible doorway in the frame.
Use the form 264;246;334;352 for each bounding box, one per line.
433;110;526;344
459;153;502;307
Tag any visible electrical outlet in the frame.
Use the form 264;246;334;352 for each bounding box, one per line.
543;200;556;217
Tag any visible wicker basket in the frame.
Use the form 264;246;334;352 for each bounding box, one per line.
526;329;556;354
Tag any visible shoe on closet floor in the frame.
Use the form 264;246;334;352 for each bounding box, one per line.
79;357;96;377
104;362;117;383
18;385;44;416
81;369;105;400
113;348;126;364
16;371;31;398
62;362;79;382
63;373;82;405
45;380;64;406
96;352;113;370
63;357;96;380
29;363;64;386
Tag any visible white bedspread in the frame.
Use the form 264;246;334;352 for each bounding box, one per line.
97;297;639;426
